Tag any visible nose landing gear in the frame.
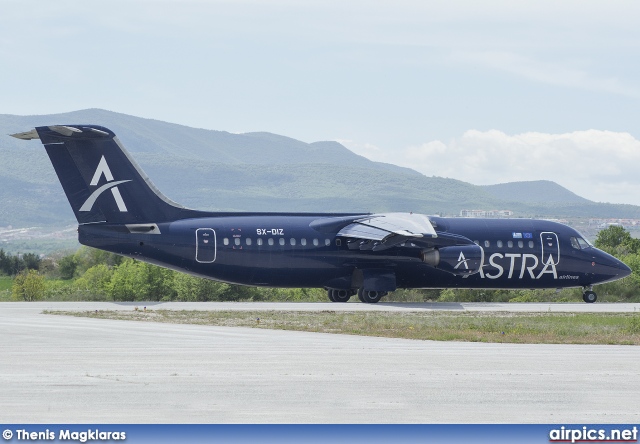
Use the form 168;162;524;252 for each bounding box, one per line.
582;286;597;303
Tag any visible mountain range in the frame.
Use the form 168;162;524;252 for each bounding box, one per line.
1;108;638;228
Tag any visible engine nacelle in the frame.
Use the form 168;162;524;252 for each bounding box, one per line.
422;245;483;276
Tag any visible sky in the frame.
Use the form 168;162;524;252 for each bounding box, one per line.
1;0;639;205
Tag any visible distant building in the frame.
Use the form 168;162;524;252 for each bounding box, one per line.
599;222;624;229
460;209;513;218
460;210;485;217
589;218;640;229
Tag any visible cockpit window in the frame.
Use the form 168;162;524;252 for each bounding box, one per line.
570;237;580;249
577;238;591;249
570;236;592;250
576;231;593;246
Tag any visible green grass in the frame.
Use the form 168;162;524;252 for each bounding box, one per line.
0;276;12;291
47;309;640;345
0;276;12;301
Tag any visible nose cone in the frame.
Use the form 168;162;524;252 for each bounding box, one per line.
616;259;632;278
593;249;632;282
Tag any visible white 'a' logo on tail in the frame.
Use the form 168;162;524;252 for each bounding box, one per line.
79;156;132;212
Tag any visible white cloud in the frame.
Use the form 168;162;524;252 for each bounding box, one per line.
344;130;640;206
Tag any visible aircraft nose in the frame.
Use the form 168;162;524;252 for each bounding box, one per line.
615;258;632;278
594;249;631;280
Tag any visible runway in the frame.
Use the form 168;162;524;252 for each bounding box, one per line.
1;302;639;423
4;300;640;313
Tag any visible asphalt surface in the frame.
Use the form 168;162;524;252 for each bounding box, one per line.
4;300;640;312
1;302;639;423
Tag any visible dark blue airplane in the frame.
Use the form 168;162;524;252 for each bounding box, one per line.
12;125;631;303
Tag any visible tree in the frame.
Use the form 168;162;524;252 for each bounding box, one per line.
21;253;41;271
595;225;640;255
141;262;176;301
74;264;113;298
58;254;78;280
0;249;9;275
107;259;150;301
172;273;230;301
74;247;123;275
12;269;46;301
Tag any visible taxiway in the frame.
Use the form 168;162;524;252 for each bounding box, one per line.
0;302;639;423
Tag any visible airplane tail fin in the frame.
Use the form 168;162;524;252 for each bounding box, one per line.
11;125;193;224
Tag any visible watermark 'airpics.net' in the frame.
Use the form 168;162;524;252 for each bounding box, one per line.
549;426;638;443
2;428;126;442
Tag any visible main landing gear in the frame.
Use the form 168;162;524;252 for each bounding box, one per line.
327;289;356;303
357;288;388;304
326;288;388;303
582;286;597;303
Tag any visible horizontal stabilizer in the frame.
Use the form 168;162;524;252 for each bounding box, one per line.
10;129;40;140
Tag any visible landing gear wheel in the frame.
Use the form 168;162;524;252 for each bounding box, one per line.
332;289;352;303
583;291;597;303
357;288;366;303
327;289;336;302
358;288;386;304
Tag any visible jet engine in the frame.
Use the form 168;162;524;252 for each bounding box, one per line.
421;245;483;276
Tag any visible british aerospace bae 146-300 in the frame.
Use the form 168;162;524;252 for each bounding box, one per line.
11;125;631;303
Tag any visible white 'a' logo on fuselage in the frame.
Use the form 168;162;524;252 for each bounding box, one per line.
79;156;132;212
454;252;469;270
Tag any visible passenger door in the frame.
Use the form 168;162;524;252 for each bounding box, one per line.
540;232;559;265
196;228;217;263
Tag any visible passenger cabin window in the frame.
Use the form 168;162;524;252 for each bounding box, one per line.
246;238;252;246
325;239;331;246
336;239;342;247
528;241;534;248
257;238;263;246
484;240;490;248
279;238;285;246
234;238;240;246
290;238;296;246
268;238;274;246
313;239;319;246
223;238;229;246
497;240;503;248
301;238;307;246
518;241;523;248
507;241;513;248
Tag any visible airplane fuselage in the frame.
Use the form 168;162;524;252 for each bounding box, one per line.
79;214;627;292
13;124;631;304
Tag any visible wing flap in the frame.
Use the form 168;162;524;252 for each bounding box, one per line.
354;212;437;238
325;212;475;251
337;224;390;241
332;212;441;251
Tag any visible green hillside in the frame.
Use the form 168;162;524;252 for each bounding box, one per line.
1;108;638;228
483;180;589;204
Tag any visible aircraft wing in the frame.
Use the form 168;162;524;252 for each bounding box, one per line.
311;212;473;252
